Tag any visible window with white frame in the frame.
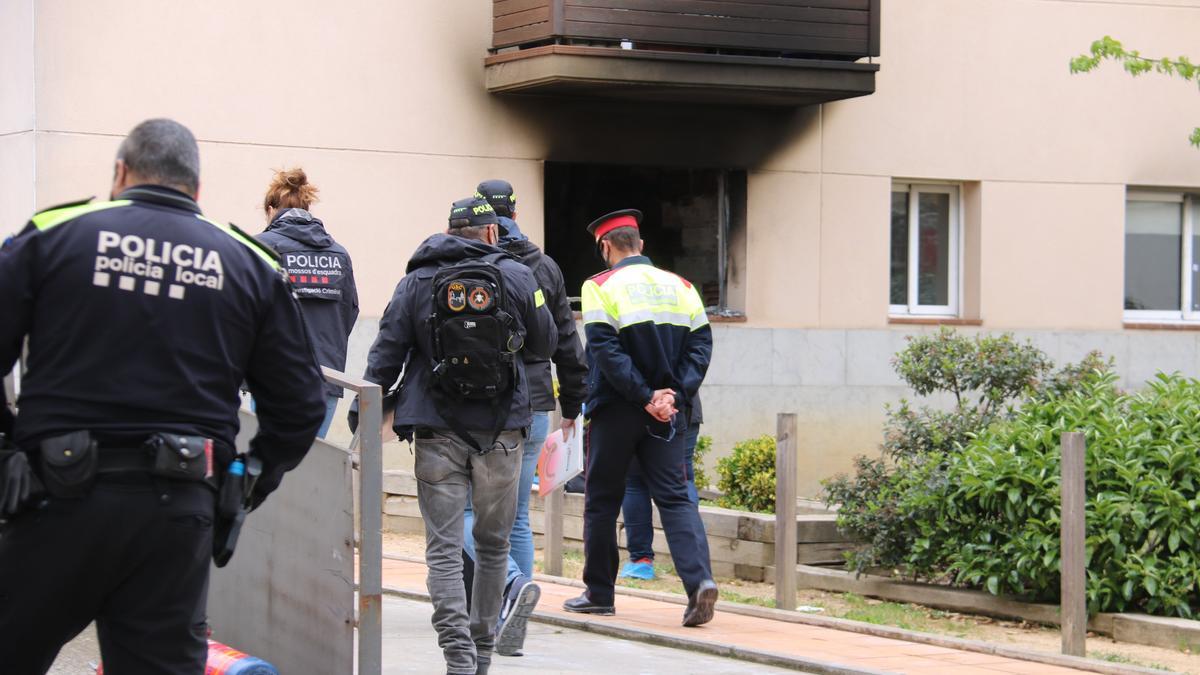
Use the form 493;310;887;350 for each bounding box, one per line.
1124;191;1199;321
889;183;960;316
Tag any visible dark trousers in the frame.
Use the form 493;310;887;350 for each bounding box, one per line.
0;477;215;674
583;402;712;605
623;422;704;561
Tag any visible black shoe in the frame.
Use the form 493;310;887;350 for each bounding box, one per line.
496;575;541;656
682;579;718;627
562;592;615;615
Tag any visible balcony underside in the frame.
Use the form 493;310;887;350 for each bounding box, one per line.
485;45;878;107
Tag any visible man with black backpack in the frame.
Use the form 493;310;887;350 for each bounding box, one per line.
355;195;555;675
460;179;588;658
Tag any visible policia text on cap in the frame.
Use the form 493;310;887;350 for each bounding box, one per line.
0;118;326;674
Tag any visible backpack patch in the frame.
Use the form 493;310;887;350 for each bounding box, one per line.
429;257;519;401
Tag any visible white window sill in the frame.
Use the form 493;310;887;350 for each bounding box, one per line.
1124;320;1200;331
887;316;981;326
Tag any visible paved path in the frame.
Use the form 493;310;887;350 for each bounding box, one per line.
384;595;796;674
383;557;1094;675
53;598;795;674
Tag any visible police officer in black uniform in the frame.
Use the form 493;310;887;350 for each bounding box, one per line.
257;167;359;438
0;118;326;673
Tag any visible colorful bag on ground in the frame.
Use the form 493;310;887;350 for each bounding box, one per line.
537;416;584;496
97;639;279;675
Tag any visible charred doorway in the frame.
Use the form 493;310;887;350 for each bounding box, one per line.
543;163;746;313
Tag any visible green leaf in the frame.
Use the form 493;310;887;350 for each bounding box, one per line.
1008;487;1021;504
1123;579;1135;601
987;576;1000;595
1169;530;1181;553
1145;577;1159;596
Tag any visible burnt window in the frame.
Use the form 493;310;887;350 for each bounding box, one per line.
544;162;746;314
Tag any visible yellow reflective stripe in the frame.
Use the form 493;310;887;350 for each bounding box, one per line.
684;285;709;331
196;215;280;270
614;309;695;329
30;200;131;231
534;288;545;308
586;264;709;331
582;309;618;328
581;279;619;323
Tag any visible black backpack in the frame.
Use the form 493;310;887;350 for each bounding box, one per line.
428;254;522;453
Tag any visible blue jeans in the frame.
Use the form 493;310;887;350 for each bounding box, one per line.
317;396;338;439
463;411;548;585
253;395;338;439
622;422;700;562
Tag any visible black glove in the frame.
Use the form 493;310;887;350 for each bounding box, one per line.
0;406;13;438
0;451;34;515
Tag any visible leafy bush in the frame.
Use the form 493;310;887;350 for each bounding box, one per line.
828;334;1200;619
885;329;1052;460
824;329;1056;572
823;454;944;575
717;435;776;513
693;435;713;492
893;327;1052;412
913;371;1200;617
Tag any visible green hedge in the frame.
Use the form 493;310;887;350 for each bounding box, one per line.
884;371;1200;617
717;435;777;513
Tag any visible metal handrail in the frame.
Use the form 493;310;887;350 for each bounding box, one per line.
321;367;383;675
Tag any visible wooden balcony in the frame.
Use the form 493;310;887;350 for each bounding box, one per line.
486;0;880;106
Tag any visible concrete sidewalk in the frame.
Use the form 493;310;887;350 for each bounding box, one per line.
384;595;797;674
53;596;791;675
383;557;1108;675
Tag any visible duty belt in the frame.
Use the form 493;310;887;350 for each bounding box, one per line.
95;446;156;474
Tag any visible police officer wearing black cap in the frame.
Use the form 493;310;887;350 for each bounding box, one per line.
355;195;555;675
467;179;588;657
563;208;718;627
0;118;326;673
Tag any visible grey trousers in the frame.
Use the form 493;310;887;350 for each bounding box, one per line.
415;428;524;675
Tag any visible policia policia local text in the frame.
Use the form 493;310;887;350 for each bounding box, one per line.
0;118;326;673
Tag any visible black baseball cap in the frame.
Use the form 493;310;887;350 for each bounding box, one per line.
476;179;516;218
448;196;499;229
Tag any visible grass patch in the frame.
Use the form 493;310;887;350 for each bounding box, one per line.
839;594;972;638
720;588;776;608
1091;651;1173;671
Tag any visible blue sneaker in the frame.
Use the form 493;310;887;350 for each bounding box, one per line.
496;575;540;657
618;558;656;580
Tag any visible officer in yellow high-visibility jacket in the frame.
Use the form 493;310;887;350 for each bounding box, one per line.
562;209;718;627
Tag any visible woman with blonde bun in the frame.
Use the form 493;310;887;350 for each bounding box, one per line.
256;168;358;437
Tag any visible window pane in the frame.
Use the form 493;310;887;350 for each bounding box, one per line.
1124;200;1182;311
1193;201;1200;313
890;192;908;305
917;192;951;306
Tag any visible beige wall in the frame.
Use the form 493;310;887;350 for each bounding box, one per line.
978;182;1127;329
25;0;547;314
5;0;1200;496
745;171;822;325
0;0;35;232
819;174;892;328
824;0;1200;185
8;0;1198;328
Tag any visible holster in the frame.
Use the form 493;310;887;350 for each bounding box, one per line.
213;455;261;567
146;433;213;484
39;431;98;499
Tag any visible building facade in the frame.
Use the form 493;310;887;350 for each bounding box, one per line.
3;0;1198;496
